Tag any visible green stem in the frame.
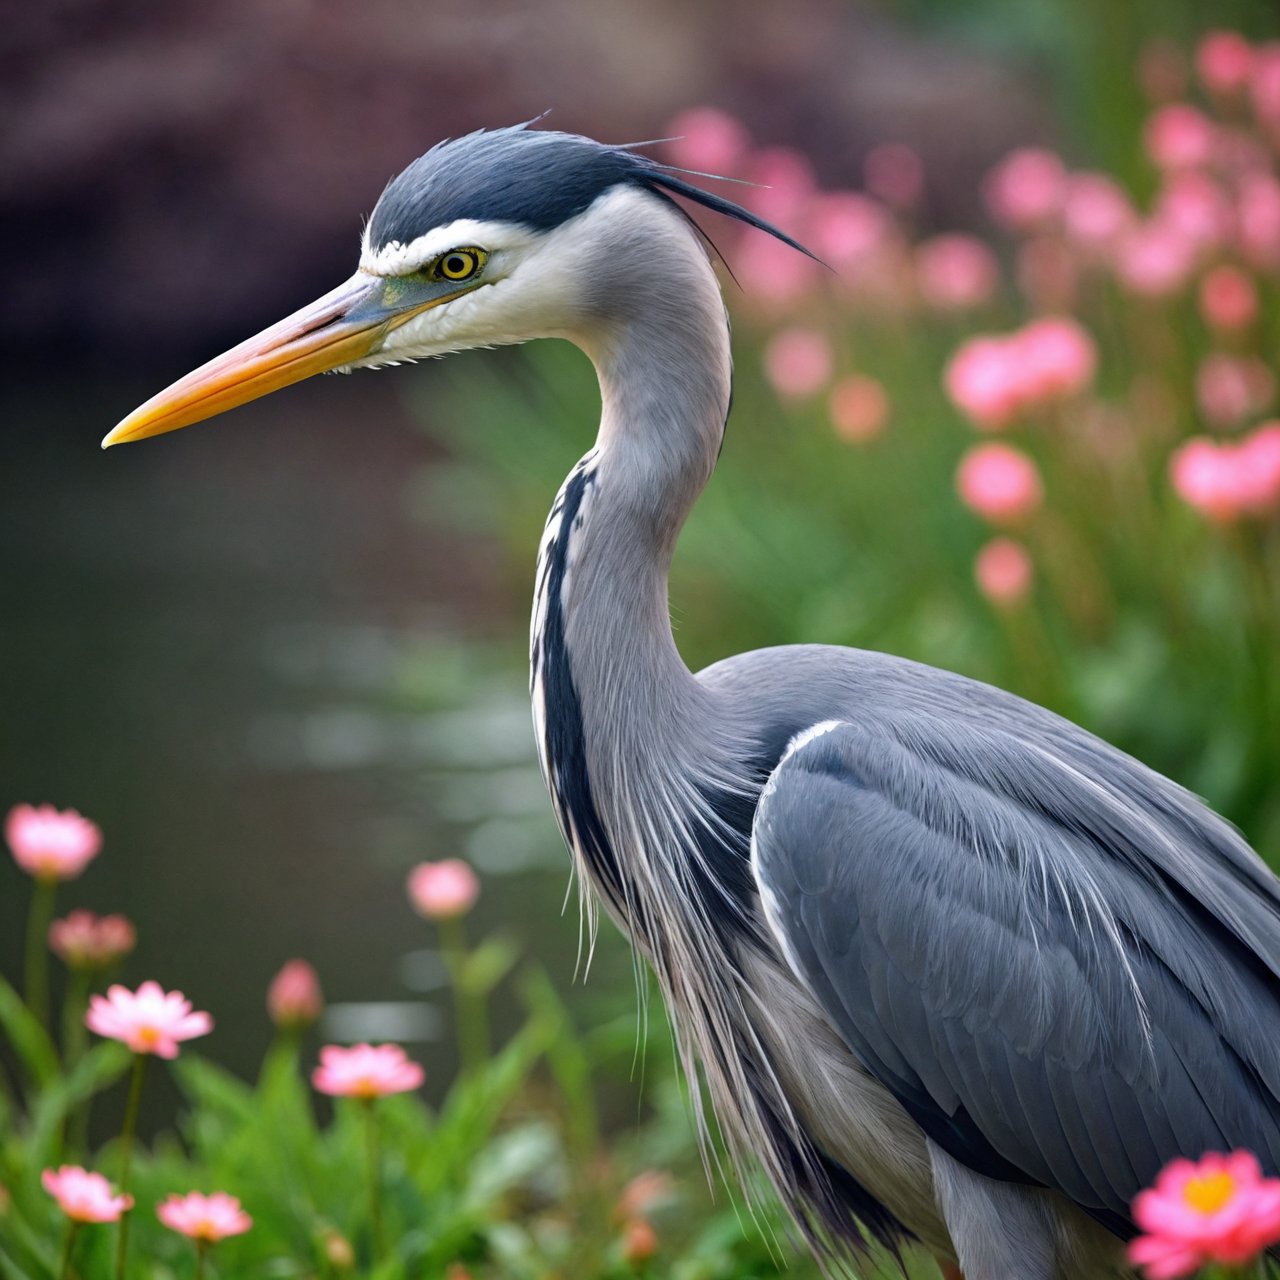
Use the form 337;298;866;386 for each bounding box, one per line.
195;1241;208;1280
58;1222;79;1280
114;1054;147;1280
61;968;93;1158
438;915;488;1077
363;1099;384;1261
24;877;57;1033
61;968;91;1067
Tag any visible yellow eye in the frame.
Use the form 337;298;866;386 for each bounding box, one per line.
435;248;486;282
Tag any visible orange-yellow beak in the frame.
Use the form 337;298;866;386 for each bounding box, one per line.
103;271;446;448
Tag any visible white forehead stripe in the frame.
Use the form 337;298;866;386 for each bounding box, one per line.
359;218;539;276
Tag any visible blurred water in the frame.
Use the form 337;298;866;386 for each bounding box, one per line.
0;370;628;1115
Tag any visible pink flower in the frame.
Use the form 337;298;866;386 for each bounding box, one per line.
984;148;1067;231
42;1167;133;1223
621;1217;659;1264
1167;431;1280;522
1144;104;1215;170
1113;221;1197;297
1016;317;1097;403
735;233;821;306
744;147;815;226
915;235;998;310
312;1043;424;1098
974;538;1033;606
1238;423;1280;514
863;142;924;209
407;858;480;920
1237;173;1280;273
1129;1151;1280;1278
805;192;891;271
157;1191;252;1243
615;1170;676;1222
828;375;889;443
1171;427;1280;519
1197;31;1254;97
762;328;834;400
1251;43;1280;127
86;981;213;1058
1171;439;1242;521
944;336;1024;430
664;108;749;177
1062;172;1135;253
1196;353;1273;429
6;804;101;881
956;444;1044;525
49;911;136;970
267;959;323;1030
1155;173;1232;251
1199;265;1258;332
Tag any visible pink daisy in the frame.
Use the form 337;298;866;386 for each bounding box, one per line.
6;804;101;881
42;1166;133;1223
312;1043;424;1098
85;981;213;1058
1130;1151;1280;1278
156;1191;252;1243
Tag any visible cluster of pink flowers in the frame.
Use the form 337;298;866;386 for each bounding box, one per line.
672;25;1280;615
1130;1150;1280;1278
43;1170;252;1242
1170;424;1280;522
944;317;1098;430
49;909;136;969
985;66;1280;298
18;788;441;1268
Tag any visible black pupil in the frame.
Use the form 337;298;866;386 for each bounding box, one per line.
446;255;469;276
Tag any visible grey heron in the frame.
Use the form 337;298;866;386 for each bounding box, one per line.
106;124;1280;1279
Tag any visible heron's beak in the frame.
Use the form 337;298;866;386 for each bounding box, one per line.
103;271;448;448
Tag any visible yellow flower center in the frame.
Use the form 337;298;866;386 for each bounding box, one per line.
135;1025;161;1050
1183;1171;1236;1214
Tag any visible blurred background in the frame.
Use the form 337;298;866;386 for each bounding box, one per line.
3;0;1279;1160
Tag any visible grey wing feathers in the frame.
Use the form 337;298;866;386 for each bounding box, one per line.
751;713;1280;1231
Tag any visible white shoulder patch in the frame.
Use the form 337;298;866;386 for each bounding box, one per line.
780;719;844;766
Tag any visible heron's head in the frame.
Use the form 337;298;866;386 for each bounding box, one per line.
106;123;810;447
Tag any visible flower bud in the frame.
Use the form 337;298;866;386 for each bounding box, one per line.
267;959;323;1030
407;860;480;920
321;1228;356;1270
621;1218;658;1265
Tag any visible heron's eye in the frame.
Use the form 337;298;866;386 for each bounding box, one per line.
434;248;486;282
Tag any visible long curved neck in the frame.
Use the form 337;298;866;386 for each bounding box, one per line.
530;200;742;922
564;256;732;701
